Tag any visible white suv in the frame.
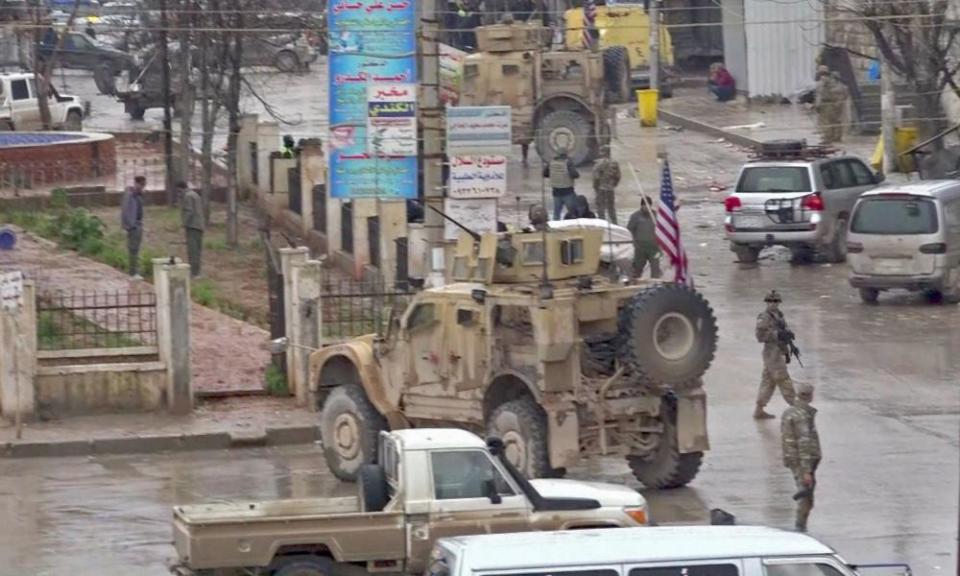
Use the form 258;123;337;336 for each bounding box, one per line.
724;142;882;263
0;73;85;131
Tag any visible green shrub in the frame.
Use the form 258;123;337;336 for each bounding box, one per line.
265;363;288;396
192;279;217;307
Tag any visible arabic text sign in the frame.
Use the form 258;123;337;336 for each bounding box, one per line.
328;0;418;199
367;83;417;157
446;106;512;154
448;155;507;199
0;270;23;311
439;43;466;105
443;198;499;241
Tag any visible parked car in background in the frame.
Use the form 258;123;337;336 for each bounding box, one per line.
847;180;960;304
724;140;883;264
37;30;136;93
0;72;84;131
427;525;906;576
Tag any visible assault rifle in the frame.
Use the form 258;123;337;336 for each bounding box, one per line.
774;315;803;367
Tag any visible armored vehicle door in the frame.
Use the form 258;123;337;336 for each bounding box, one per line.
401;299;446;387
446;302;487;393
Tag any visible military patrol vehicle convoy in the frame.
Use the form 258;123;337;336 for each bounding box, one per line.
310;227;719;490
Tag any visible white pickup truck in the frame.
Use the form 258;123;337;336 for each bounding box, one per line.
0;72;85;131
173;429;649;576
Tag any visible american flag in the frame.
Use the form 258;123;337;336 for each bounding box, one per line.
655;159;693;286
582;0;598;49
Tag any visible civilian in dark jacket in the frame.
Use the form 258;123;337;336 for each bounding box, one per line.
121;176;146;278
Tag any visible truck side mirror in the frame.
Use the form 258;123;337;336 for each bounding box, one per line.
483;479;502;505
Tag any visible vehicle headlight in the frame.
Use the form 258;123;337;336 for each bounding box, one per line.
623;506;648;525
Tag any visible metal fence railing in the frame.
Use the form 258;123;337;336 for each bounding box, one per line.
320;278;415;343
36;289;158;352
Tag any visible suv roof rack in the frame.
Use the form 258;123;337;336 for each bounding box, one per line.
749;139;837;161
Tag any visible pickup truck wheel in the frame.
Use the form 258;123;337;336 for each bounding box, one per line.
272;556;334;576
358;464;389;512
486;397;550;479
731;243;759;264
627;401;703;489
320;386;386;482
618;283;718;391
858;288;879;304
64;110;82;132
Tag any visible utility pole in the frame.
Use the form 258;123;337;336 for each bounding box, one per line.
419;0;444;280
159;0;175;204
648;0;660;91
880;55;897;175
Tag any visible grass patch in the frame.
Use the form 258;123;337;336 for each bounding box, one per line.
265;362;288;396
191;279;252;321
37;309;142;350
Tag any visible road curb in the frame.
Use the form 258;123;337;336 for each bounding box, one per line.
0;426;321;459
658;108;762;150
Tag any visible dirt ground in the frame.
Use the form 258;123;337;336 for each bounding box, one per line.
91;202;273;329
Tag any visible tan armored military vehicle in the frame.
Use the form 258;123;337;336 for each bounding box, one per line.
310;228;718;489
458;21;631;165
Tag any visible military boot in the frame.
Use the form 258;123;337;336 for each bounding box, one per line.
753;404;775;419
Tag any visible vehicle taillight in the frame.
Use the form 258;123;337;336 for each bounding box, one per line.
919;243;947;254
724;196;741;212
801;193;824;211
846;242;864;254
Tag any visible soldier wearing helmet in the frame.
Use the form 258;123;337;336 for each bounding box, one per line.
781;381;821;532
754;290;796;419
592;145;621;224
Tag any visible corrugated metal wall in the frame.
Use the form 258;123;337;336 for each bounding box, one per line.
743;0;824;98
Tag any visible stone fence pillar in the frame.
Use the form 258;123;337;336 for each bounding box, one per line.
154;259;192;415
0;280;36;422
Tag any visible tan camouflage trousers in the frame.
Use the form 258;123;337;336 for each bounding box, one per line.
595;188;617;224
818;105;845;144
757;366;796;408
791;468;817;531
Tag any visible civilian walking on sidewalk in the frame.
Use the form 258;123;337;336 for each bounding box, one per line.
543;146;579;220
179;181;205;278
121;175;146;279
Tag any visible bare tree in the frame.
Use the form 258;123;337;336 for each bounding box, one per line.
29;0;81;129
830;1;959;143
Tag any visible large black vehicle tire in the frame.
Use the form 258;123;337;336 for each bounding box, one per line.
535;109;594;166
272;556;335;576
486;396;552;479
627;400;703;489
124;100;146;121
319;385;387;482
64;110;82;132
618;283;718;390
94;65;117;96
823;218;848;263
731;243;760;264
358;464;389;512
603;46;631;104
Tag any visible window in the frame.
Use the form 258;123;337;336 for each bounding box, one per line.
560;238;584;265
10;79;29;101
764;562;846;576
846;160;875;186
502;64;520;76
464;64;479;79
737;167;811;193
406;303;436;331
851;197;939;235
826;161;855;189
457;308;478;326
630;565;739;576
431;450;514;500
452;256;469;279
522;240;544;265
944;200;960;236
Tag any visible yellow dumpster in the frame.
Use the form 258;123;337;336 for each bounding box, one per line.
870;126;918;173
637;89;659;127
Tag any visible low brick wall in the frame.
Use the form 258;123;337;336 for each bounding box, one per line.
0;132;116;186
35;362;167;416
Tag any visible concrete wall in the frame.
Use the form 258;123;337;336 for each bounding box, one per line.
743;0;822;97
35;363;167;415
721;0;748;94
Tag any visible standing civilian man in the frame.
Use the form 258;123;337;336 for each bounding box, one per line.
179;181;205;278
121;175;146;279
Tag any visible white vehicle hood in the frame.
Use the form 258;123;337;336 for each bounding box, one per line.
547;218;634;263
529;478;645;508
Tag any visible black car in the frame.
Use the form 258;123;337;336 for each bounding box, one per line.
38;30;136;91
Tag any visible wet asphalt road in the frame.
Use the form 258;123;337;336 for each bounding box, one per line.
1;206;957;575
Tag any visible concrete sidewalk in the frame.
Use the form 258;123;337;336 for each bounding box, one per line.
0;396;319;458
659;88;877;159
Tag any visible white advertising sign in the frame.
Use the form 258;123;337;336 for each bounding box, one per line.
367;83;418;157
443;198;499;240
448;155;507;199
0;270;24;311
446;106;512;154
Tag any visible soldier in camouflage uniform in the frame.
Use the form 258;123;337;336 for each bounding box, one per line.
592;145;621;224
627;198;661;278
815;66;849;144
781;381;821;532
754;290;796;419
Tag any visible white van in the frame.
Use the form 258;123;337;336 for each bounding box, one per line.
425;526;905;576
846;181;960;304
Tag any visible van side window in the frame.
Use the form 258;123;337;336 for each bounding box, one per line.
10;79;29;101
431;451;515;500
846;160;875;186
630;565;739;576
764;562;846;576
945;200;960;236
